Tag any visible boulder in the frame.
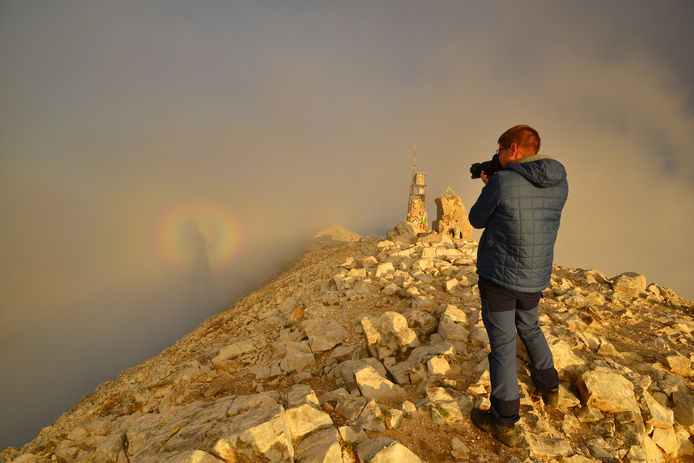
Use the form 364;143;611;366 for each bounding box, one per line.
285;404;334;441
287;384;320;409
212;339;255;364
672;389;694;426
437;305;469;343
280;342;316;374
387;221;418;247
550;339;587;379
375;262;395;278
357;438;421;463
354;365;406;402
167;450;224;463
612;272;647;299
665;355;692;377
403;310;438;338
640;390;674;429
361;312;420;359
301;319;349;353
426;387;464;423
524;433;574;458
577;369;640;414
651;426;678;456
294;428;343;463
356;400;386;432
340;359;388;391
213;405;293;463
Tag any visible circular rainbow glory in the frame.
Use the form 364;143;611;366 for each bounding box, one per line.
158;201;241;269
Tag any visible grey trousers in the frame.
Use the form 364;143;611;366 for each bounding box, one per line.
481;298;559;426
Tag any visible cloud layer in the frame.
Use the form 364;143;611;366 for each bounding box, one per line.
1;0;692;449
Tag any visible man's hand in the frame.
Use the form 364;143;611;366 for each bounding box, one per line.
481;171;490;185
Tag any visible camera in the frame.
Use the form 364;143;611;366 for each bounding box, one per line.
470;153;502;179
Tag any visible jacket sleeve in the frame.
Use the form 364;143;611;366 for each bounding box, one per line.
469;174;501;229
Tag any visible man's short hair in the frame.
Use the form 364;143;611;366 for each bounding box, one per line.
498;125;541;155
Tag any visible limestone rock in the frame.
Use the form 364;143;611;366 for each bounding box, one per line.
651;426;678;455
213;404;293;463
93;433;128;463
426;356;450;377
340;359;387;391
287;384;320;409
354;366;406;402
280;341;316;373
285;404;334;441
672;389;694;426
427;387;464;423
640;390;674;429
665;354;692;377
294;427;343;463
578;369;640;413
356;400;386;432
550;339;587;379
212;339;255;364
228;392;281;416
338;425;369;444
302;319;349;353
361;312;420;359
612;272;647;299
357;438;421;463
167;450;224;463
375;262;395;278
387;221;418;247
525;433;574;458
437;305;469;343
403;310;438;338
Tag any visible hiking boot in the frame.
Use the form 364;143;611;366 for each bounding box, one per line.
539;386;559;407
470;408;521;448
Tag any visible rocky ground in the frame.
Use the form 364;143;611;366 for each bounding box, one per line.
2;225;693;463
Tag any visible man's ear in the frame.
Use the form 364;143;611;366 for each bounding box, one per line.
510;143;521;160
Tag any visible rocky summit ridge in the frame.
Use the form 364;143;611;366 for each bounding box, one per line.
3;226;694;463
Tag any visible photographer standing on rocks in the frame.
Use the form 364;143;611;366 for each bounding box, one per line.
468;125;569;447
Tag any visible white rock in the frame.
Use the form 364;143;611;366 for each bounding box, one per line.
354;366;406;402
167;450;224;463
577;369;640;414
287;384;320;409
213;404;293;463
666;355;692;376
612;272;647;299
375;262;395;278
285;404;334;441
361;312;420;359
357;438;421;463
295;427;343;463
640;390;674;429
280;342;316;373
525;433;574;458
340;359;388;391
212;339;255;364
651;426;678;455
302;319;349;353
426;356;451;377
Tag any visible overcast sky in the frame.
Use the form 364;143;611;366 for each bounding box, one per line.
1;0;693;449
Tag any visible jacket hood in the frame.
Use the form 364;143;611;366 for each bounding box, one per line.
506;155;566;188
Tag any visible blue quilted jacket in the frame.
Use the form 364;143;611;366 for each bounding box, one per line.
469;155;568;292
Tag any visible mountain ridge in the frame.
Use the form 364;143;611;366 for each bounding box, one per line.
3;226;693;462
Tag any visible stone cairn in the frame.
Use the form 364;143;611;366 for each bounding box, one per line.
3;225;693;463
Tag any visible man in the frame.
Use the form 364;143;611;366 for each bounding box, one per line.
468;125;568;447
